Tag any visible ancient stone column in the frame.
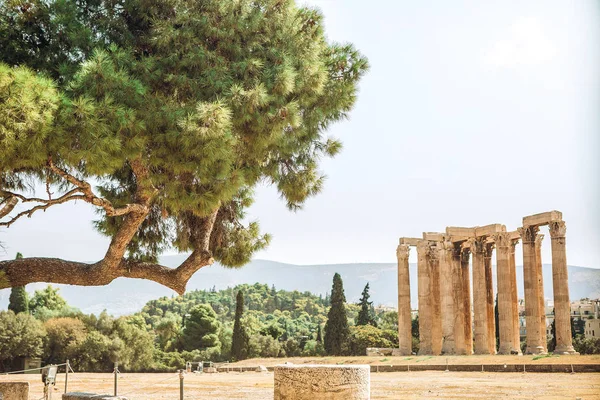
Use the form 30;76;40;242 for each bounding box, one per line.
549;221;578;354
460;242;473;354
519;226;545;354
535;233;547;352
417;240;432;355
509;238;522;354
439;239;455;354
495;232;513;354
396;243;412;355
451;243;467;355
429;242;443;356
472;237;489;354
485;242;497;354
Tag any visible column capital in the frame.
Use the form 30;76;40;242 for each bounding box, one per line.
518;225;539;243
493;232;511;248
472;237;487;254
485;242;495;257
534;233;544;248
396;244;410;261
510;238;520;250
549;220;566;238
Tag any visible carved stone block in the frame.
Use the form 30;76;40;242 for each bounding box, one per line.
274;365;370;400
0;382;29;400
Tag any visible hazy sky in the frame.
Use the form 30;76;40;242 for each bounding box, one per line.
1;1;599;269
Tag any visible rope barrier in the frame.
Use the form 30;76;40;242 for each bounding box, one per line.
3;363;67;375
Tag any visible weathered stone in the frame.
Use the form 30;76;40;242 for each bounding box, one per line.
0;382;29;400
396;243;412;356
274;365;370;400
62;393;128;400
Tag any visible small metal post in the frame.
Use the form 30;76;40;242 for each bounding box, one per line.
179;369;184;400
113;362;118;396
65;360;69;393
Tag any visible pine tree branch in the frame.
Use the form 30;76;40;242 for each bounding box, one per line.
0;196;19;219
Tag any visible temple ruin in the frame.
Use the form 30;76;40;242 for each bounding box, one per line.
396;210;578;356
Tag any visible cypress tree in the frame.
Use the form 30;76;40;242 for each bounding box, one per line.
324;273;349;355
8;252;28;314
316;324;323;343
231;290;247;361
356;283;377;327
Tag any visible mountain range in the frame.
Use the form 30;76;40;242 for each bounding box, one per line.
1;256;599;316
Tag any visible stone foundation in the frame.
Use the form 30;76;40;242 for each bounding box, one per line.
0;382;29;400
274;364;370;400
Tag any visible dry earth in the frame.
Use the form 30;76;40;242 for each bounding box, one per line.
228;354;600;367
2;369;600;399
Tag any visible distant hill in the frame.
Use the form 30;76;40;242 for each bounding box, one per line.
1;256;598;315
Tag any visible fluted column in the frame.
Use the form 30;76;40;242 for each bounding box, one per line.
535;233;547;352
461;242;473;354
549;221;578;354
509;238;522;354
472;237;489;354
429;242;443;356
495;233;513;354
485;242;497;354
519;226;545;354
397;243;412;355
451;243;467;355
417;240;432;355
440;239;455;354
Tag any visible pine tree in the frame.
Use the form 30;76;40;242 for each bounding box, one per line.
8;252;28;314
0;0;368;293
324;273;349;355
356;283;377;327
316;324;323;343
231;291;247;361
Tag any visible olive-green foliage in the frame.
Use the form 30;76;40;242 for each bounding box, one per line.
0;0;368;267
324;273;350;355
181;304;221;352
347;325;397;356
29;285;67;315
8;253;28;314
0;310;45;369
44;317;87;364
573;336;600;355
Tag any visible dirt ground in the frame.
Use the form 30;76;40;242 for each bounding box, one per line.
2;369;600;400
228;354;600;366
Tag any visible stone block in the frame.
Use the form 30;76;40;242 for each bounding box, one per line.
274;365;370;400
523;210;562;227
62;393;128;400
445;226;476;238
0;382;29;400
474;224;505;237
399;237;420;246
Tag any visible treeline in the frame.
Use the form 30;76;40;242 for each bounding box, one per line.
1;272;403;372
2;268;598;372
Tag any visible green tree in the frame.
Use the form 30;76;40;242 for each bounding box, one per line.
231;291;248;361
347;325;397;356
43;317;87;364
0;310;46;370
29;285;67;314
316;324;323;343
181;305;221;352
8;252;28;314
0;0;368;294
356;283;377;327
324;273;349;355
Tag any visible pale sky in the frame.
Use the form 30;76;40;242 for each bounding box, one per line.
1;1;599;269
